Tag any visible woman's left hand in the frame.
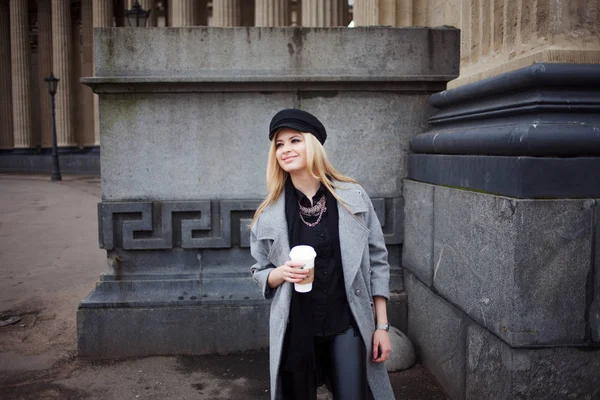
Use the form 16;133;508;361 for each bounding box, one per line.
372;329;392;363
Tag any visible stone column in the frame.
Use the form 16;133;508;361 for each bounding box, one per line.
9;0;33;148
80;0;95;147
72;5;83;147
353;0;372;26
301;0;347;27
0;0;13;149
170;0;198;26
212;0;241;26
51;0;76;147
92;0;113;146
255;0;289;26
93;0;113;27
37;0;53;148
449;0;600;88
354;0;413;26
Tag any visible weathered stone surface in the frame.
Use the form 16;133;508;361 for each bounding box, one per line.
77;303;270;358
466;323;600;399
92;27;460;79
99;92;290;200
100;91;432;201
89;28;457;201
433;186;595;346
402;180;434;285
300;93;432;199
405;272;467;400
591;198;600;343
385;326;416;372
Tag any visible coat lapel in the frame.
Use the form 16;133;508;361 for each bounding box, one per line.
256;192;291;270
257;181;371;293
334;182;371;291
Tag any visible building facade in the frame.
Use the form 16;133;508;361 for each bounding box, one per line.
0;0;598;173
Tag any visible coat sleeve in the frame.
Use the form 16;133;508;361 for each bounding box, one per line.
250;227;277;300
362;190;390;300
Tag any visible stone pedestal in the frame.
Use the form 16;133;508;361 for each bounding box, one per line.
403;63;600;399
79;26;459;358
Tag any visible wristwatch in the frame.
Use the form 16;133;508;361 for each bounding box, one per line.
376;323;390;332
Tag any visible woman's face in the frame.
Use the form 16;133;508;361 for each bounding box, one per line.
275;129;308;174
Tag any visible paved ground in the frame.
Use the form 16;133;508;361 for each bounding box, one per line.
0;173;448;400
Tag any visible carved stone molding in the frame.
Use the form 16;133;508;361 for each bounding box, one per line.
98;197;404;251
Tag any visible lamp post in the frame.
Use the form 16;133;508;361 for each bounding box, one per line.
125;0;151;27
44;72;61;181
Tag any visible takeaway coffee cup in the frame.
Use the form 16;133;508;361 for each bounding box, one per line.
289;245;316;293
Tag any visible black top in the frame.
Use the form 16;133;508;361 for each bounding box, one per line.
284;178;352;336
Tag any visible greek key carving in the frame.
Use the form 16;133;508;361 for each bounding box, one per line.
98;198;403;250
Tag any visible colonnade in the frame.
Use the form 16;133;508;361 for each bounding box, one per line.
1;0;598;151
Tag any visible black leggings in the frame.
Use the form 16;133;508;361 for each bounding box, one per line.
281;325;368;400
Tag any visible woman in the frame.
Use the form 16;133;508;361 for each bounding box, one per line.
250;108;395;400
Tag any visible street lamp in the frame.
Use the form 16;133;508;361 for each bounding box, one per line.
125;0;151;27
44;72;62;181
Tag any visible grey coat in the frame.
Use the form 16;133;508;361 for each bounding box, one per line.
250;180;395;400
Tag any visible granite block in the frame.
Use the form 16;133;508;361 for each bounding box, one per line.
433;186;595;346
406;272;467;400
402;180;435;285
466;323;600;399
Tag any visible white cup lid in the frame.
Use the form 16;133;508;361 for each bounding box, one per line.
289;245;316;260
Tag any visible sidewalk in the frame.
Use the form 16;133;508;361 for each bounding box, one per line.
0;174;448;400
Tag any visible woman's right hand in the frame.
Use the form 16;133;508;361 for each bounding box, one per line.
279;260;309;283
267;260;309;288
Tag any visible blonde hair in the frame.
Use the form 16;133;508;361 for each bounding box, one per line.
251;132;357;227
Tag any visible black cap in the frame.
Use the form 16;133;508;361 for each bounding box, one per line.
269;109;327;145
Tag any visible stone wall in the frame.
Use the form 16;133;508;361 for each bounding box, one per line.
77;26;459;358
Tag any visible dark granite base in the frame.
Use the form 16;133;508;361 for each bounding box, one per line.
408;154;600;198
77;303;271;359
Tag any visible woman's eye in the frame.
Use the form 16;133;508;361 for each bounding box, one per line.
291;138;300;143
276;143;283;148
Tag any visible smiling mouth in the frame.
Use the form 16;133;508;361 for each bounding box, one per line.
282;156;297;162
